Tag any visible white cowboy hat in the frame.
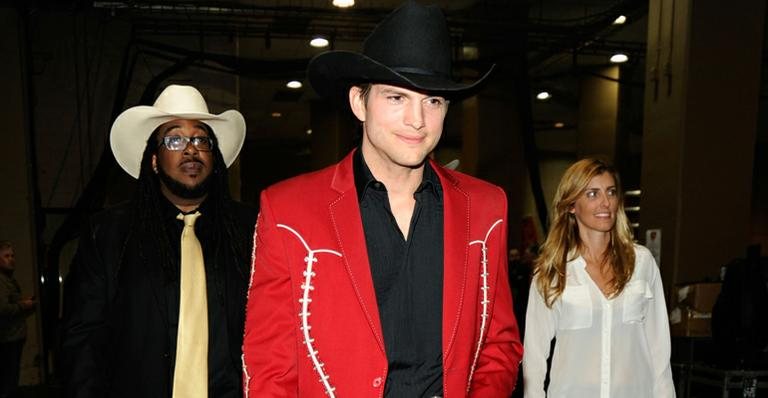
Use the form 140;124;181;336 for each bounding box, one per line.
110;84;246;179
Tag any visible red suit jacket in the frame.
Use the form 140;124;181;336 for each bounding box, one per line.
242;151;523;397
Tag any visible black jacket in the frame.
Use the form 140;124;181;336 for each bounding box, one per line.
61;199;256;397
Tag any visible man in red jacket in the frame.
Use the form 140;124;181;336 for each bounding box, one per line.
242;2;523;397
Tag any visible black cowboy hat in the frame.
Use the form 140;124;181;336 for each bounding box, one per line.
308;1;494;102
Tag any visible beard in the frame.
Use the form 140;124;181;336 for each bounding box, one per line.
157;162;213;199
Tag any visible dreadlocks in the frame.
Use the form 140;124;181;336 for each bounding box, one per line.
127;125;249;283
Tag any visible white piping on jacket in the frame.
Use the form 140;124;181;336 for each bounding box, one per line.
243;215;260;397
466;218;503;393
277;223;342;397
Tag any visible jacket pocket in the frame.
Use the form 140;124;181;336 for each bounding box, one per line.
622;280;653;323
559;285;592;330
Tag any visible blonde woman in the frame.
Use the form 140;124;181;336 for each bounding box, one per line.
523;158;675;398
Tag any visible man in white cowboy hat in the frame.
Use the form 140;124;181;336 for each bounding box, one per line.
242;2;522;397
62;85;257;398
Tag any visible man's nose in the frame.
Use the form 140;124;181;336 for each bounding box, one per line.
405;102;425;130
182;140;199;155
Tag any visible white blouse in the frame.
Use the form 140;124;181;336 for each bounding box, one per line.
523;245;676;398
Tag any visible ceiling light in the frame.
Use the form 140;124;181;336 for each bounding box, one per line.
613;15;627;25
306;129;313;135
554;122;565;128
271;112;282;118
461;45;479;61
610;53;629;63
536;91;551;101
286;80;302;89
332;0;354;8
310;36;329;48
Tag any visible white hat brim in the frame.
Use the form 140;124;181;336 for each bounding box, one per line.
110;106;245;179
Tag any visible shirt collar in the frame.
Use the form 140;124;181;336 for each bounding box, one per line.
353;147;441;202
159;191;210;221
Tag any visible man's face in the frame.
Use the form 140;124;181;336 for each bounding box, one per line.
0;247;15;272
152;119;214;200
350;84;448;170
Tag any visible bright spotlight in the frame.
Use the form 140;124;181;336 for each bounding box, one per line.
610;53;629;63
310;37;329;48
332;0;354;8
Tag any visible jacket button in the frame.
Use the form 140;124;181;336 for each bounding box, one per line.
372;377;382;387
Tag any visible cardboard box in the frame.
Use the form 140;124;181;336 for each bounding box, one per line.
669;307;711;337
675;282;722;313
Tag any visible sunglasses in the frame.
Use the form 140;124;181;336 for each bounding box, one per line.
158;135;214;152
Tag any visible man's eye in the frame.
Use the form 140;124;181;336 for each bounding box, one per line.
425;97;446;107
387;95;403;103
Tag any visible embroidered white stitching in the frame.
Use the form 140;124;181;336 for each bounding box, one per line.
241;354;251;398
242;214;260;398
466;218;503;393
277;224;342;397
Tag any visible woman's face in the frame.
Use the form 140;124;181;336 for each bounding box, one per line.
569;172;619;234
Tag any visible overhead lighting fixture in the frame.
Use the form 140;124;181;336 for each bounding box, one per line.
332;0;354;8
271;112;282;118
306;129;313;135
610;53;629;63
461;45;479;61
286;80;303;89
536;91;551;101
554;122;565;128
613;15;627;25
310;36;329;48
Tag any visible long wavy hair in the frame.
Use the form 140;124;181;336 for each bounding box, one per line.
533;158;636;307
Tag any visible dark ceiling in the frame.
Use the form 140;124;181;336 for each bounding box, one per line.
75;0;649;145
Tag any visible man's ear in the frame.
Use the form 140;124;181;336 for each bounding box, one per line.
349;86;366;123
151;154;158;174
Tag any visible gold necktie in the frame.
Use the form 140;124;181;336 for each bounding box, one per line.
172;212;208;398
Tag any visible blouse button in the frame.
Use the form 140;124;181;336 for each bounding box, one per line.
372;377;383;387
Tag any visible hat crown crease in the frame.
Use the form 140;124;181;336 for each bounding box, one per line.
362;3;451;78
153;85;211;114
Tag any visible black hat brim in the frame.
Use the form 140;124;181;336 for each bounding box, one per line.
308;50;495;104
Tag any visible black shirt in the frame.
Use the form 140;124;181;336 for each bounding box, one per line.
160;197;240;398
354;150;445;397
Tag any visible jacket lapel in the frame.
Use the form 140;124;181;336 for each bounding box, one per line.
125;231;171;334
432;160;470;359
329;151;386;354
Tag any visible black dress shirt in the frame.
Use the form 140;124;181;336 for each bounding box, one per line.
354;150;445;397
160;197;240;398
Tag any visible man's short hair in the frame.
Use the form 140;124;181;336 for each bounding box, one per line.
354;83;373;108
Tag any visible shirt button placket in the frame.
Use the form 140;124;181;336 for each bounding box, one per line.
601;300;612;398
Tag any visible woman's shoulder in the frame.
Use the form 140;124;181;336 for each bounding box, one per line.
632;243;653;260
631;243;660;278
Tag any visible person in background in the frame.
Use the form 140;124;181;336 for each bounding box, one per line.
62;85;256;397
523;158;675;398
241;1;523;396
0;241;36;398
